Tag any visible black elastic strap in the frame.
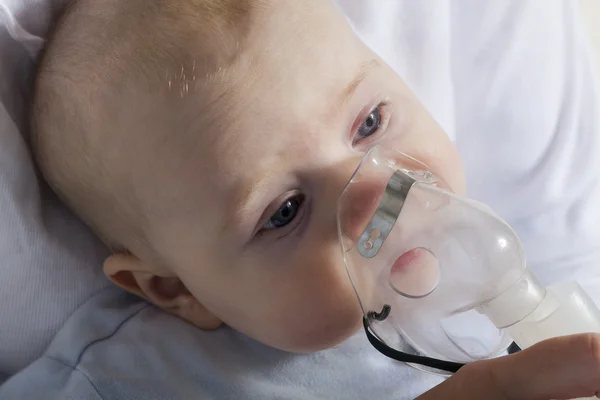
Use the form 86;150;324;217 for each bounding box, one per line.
507;341;522;354
363;318;465;373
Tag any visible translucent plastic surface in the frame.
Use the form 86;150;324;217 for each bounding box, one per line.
506;281;600;348
338;146;522;364
339;147;600;380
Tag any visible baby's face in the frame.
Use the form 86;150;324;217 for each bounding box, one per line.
110;0;464;352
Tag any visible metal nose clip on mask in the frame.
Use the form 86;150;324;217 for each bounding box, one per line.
338;146;600;376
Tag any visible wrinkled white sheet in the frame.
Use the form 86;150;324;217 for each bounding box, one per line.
0;0;110;376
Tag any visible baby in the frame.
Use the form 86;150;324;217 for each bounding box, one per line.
33;0;465;353
15;0;600;398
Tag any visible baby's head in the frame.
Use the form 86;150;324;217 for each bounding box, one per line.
32;0;464;352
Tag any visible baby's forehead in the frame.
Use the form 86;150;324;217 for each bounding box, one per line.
104;0;360;174
181;18;374;217
191;3;373;155
133;2;369;195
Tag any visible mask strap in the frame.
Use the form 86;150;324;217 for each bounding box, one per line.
363;318;523;373
363;318;465;373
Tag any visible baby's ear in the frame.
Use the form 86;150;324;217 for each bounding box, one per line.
103;253;222;330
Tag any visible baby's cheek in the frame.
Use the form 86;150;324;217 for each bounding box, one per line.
267;245;364;352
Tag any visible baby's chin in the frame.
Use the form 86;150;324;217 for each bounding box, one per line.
261;307;365;354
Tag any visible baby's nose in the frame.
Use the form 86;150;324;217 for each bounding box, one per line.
337;163;389;245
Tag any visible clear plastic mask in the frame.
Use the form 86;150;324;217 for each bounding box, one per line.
338;146;600;381
338;146;522;374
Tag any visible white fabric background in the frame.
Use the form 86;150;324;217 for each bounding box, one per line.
580;0;600;73
0;0;111;377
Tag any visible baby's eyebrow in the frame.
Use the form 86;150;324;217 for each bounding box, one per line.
222;170;277;237
339;58;381;109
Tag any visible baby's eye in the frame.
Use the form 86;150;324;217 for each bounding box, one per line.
354;105;382;143
262;194;305;230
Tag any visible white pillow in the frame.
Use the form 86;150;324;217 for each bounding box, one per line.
0;0;111;376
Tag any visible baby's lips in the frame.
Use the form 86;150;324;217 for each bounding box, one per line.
389;248;441;298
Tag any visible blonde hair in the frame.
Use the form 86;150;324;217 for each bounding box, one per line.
31;0;262;250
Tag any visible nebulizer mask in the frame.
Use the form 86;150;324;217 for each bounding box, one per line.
338;146;600;376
